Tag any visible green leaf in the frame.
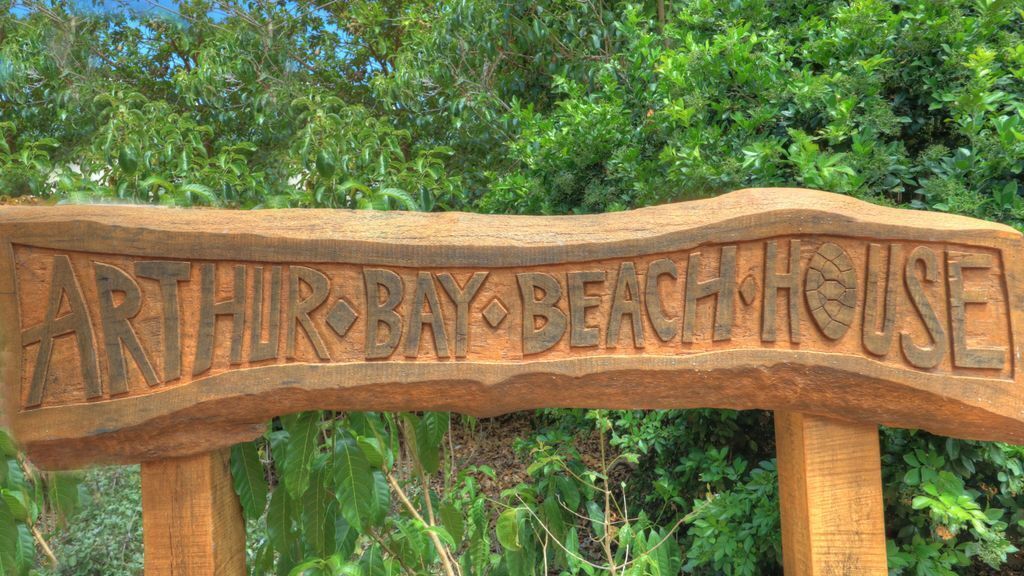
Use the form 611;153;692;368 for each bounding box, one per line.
315;150;336;178
424;524;457;547
47;472;81;522
0;491;26;523
420;412;449;446
565;527;584;574
375;188;420;211
267;487;297;558
3;462;23;493
541;495;566;542
587;501;606;539
497;507;524;551
357;437;385;468
468;499;491;570
282;411;321;499
0;498;19;575
289;558;326;576
439;502;465;543
335;514;357;559
370;470;389;527
346;412;385;439
359;543;401;576
333;435;375;531
912;495;935;510
338;180;371;195
414;412;448;474
395;518;431;564
179;183;217;205
301;458;336;559
231;441;268;521
659;527;684;574
0;432;17;458
13;524;32;575
118;147;138;175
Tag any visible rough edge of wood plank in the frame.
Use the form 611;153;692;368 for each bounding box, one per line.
0;188;1018;267
18;352;1024;469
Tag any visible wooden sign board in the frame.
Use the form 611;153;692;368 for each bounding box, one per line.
1;188;1022;470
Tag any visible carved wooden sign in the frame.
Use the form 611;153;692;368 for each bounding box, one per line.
2;188;1022;470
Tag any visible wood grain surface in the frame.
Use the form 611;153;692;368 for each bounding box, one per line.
141;450;245;575
776;412;887;576
1;187;1022;469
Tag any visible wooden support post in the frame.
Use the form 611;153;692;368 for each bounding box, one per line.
141;449;246;576
775;412;887;576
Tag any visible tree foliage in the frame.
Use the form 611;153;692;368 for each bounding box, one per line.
2;0;1021;218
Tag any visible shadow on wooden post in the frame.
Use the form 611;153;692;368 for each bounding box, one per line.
775;411;888;575
141;449;246;575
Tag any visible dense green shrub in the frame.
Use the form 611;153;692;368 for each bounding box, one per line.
228;411;686;576
472;0;1024;218
2;0;1024;574
41;466;141;576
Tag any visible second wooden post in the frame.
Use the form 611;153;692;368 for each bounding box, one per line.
775;411;887;576
141;449;246;575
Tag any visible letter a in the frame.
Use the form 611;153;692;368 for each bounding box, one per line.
22;255;100;406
